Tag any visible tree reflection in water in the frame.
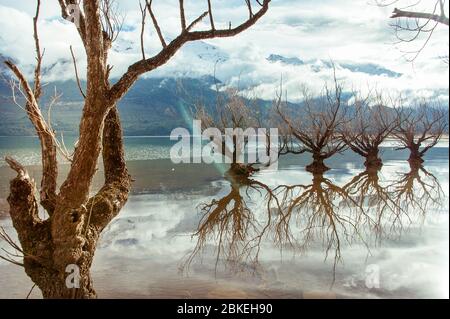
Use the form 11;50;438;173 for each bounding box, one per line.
391;162;443;218
183;159;443;287
343;164;401;241
182;169;282;275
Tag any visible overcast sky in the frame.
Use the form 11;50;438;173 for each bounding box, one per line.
0;0;448;102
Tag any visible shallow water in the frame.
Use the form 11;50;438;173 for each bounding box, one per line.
0;137;448;298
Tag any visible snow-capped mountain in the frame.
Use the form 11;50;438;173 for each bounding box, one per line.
267;54;402;78
339;62;401;78
182;41;229;63
267;54;304;65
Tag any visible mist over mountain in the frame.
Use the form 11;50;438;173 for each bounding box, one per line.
0;49;447;136
267;54;305;66
266;53;402;78
0;74;224;136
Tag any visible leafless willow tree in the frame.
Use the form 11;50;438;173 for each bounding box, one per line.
341;92;397;168
194;87;300;175
195;88;261;176
265;94;306;159
377;0;449;62
1;0;271;298
276;77;347;173
393;101;447;165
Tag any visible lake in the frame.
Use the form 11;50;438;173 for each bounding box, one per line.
0;136;448;298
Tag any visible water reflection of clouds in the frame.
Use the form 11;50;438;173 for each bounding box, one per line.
98;194;201;258
90;150;449;297
0;146;448;298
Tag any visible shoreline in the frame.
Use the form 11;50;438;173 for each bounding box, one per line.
0;158;225;218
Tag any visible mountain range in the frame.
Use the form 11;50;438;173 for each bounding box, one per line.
0;73;224;136
266;54;402;78
0;47;447;136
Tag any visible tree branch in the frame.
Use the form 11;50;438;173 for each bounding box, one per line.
57;0;109;207
69;45;86;99
5;157;51;263
57;0;87;46
391;7;449;26
5;156;28;179
88;107;131;232
4;61;58;214
146;0;167;48
33;0;43;101
245;0;253;19
179;0;186;31
108;0;271;103
186;11;209;31
207;0;215;30
139;1;147;60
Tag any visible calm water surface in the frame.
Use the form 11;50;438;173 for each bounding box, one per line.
0;137;448;298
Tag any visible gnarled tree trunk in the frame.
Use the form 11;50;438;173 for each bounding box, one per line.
2;0;271;298
7;107;130;299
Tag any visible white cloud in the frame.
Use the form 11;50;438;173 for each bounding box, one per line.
0;0;448;103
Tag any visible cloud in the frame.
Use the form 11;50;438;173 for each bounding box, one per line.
0;0;448;103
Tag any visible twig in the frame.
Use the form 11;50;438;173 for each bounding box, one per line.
26;284;36;299
139;1;147;60
69;45;86;99
145;0;167;48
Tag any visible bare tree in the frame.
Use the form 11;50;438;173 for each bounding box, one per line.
276;76;347;173
195;87;261;176
377;0;449;62
2;0;271;298
268;94;306;158
393;101;447;164
341;92;397;168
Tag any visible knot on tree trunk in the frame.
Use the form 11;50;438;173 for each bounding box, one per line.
52;206;89;269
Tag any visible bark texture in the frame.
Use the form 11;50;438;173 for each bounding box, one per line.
3;0;271;298
6;106;130;298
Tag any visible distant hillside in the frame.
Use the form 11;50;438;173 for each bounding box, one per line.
0;55;448;136
0;74;234;136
